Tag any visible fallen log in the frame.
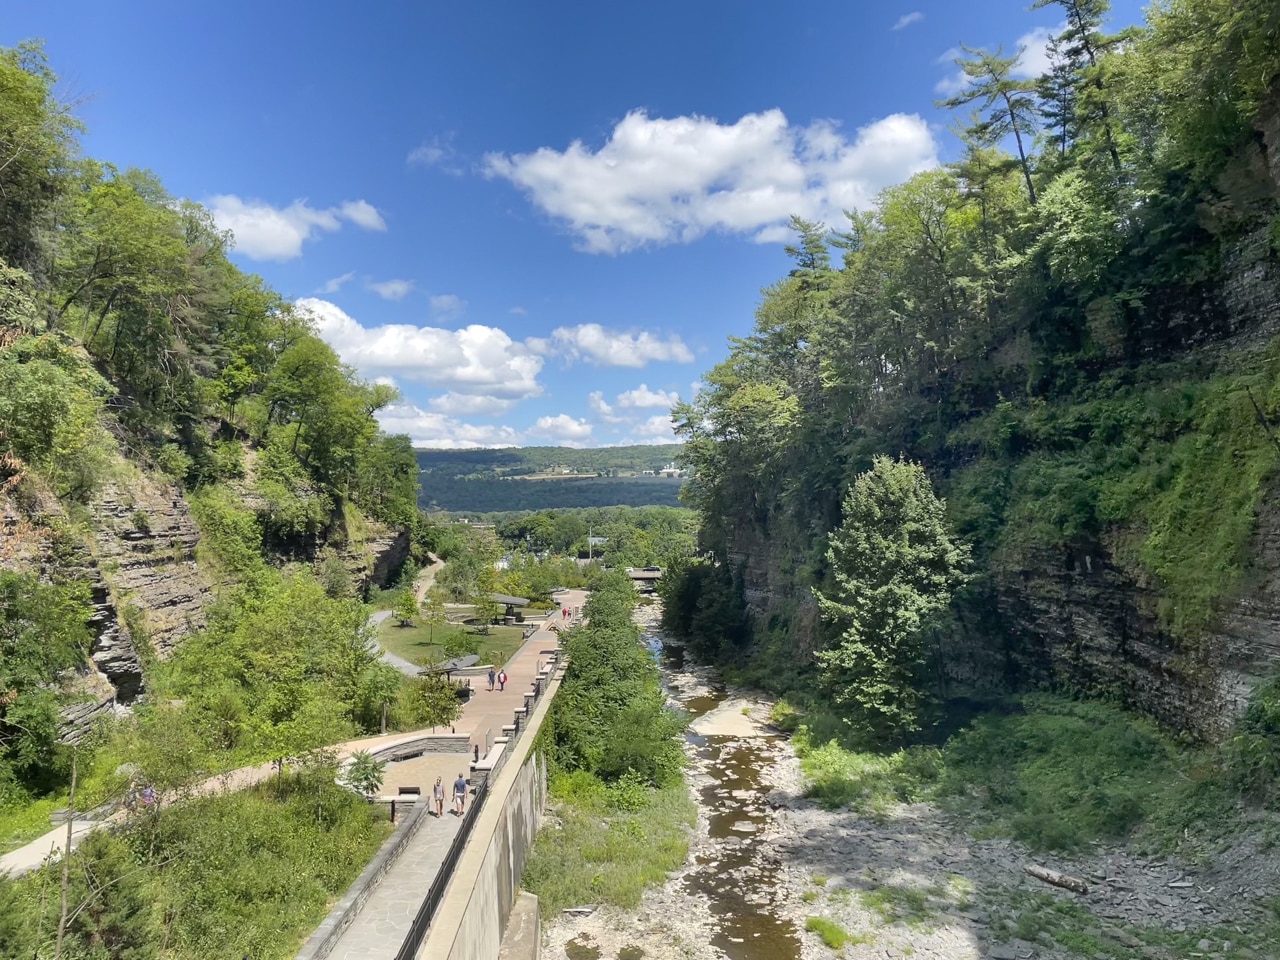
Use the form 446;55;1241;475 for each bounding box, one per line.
1023;863;1089;894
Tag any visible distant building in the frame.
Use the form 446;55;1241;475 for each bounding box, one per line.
659;462;682;478
587;536;608;547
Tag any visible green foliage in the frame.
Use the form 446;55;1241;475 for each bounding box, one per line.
815;457;971;742
0;327;114;500
161;572;372;758
0;769;391;960
805;916;857;949
936;695;1184;850
392;674;463;730
548;573;686;786
188;484;267;581
521;773;694;917
344;750;385;799
1229;674;1280;806
392;589;418;626
0;572;93;801
795;730;943;815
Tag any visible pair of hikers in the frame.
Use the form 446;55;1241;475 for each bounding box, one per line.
486;667;507;691
432;774;468;816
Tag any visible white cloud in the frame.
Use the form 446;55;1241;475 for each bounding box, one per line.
631;414;680;443
407;144;445;166
531;324;694;368
407;136;463;174
338;200;387;231
588;390;624;423
892;11;924;30
427;392;517;416
430;294;466;317
1013;26;1057;78
369;278;415;301
617;384;680;409
530;414;593;446
509;306;527;315
318;271;355;294
377;401;520;449
297;297;544;400
208;195;386;261
484;108;938;253
936;27;1059;97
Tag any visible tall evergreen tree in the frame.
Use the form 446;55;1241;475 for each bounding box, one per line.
938;47;1041;205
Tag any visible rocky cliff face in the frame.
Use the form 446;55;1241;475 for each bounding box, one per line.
724;94;1280;741
91;477;210;660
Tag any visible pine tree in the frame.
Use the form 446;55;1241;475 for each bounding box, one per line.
938;47;1041;205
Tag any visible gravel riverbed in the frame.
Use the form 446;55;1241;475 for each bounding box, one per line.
540;608;1279;960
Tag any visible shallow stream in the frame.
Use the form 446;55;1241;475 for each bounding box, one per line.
661;642;801;959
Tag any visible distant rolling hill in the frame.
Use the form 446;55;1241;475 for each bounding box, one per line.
416;445;686;511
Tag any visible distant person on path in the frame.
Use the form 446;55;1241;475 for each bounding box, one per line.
498;669;507;692
433;777;445;817
487;667;496;691
453;773;467;815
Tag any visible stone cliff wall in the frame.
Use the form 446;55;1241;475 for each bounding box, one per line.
92;478;210;660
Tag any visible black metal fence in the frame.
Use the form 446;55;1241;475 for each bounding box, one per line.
393;780;489;960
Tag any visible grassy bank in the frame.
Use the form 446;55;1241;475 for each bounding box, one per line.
781;694;1244;853
377;619;527;667
522;771;695;916
0;767;391;959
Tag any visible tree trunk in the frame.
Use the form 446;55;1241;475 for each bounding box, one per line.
55;751;78;959
1004;95;1037;205
1024;863;1089;894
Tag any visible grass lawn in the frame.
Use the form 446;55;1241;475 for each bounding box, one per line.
377;619;528;668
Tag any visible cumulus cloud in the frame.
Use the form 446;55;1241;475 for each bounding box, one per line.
297;297;544;400
377;401;520;449
616;384;680;409
318;271;355;294
892;11;924;30
530;414;593;446
1013;26;1057;78
484;108;938;253
531;324;694;368
588;390;624;423
338;200;387;231
631;414;680;443
208;196;387;261
369;278;415;301
427;392;517;416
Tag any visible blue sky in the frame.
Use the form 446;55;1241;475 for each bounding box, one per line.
7;0;1144;448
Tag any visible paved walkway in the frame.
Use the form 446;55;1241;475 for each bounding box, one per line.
320;590;582;959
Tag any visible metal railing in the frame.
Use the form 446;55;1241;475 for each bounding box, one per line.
393;779;489;960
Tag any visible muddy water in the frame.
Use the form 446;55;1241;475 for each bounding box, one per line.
663;648;801;960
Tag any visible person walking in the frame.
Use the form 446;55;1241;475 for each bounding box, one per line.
453;772;468;815
487;667;496;691
497;669;507;692
432;777;445;818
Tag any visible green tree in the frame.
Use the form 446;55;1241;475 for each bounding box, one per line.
394;674;463;730
815;457;971;742
421;586;448;645
344;750;385;800
939;46;1041;204
392;589;419;627
0;572;93;797
471;594;502;635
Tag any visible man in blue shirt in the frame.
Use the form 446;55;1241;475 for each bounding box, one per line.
453;773;468;815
